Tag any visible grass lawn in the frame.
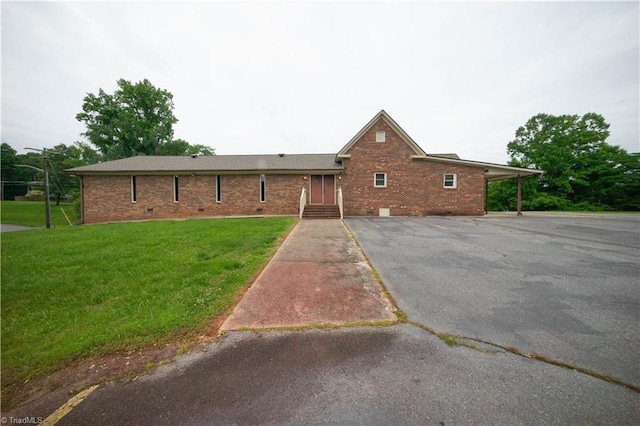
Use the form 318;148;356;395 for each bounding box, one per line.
1;217;295;398
1;200;77;227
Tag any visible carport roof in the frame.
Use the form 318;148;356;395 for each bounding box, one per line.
416;155;545;180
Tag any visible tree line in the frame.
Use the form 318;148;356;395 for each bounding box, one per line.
488;113;639;211
2;78;637;210
1;79;214;200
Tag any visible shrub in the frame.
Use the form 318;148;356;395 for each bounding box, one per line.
524;194;569;211
568;202;611;212
24;190;44;201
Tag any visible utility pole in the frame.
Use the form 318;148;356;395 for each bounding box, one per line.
44;158;51;228
24;147;53;228
16;163;51;229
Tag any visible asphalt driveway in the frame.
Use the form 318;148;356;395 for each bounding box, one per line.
345;214;640;387
53;326;638;425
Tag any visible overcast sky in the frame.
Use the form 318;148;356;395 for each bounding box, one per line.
2;1;638;164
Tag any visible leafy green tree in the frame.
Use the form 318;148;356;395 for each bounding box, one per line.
1;143;18;199
77;79;176;159
0;142;104;200
1;143;17;176
73;141;104;165
0;144;44;200
45;143;102;199
503;113;639;211
76;79;214;159
156;139;216;156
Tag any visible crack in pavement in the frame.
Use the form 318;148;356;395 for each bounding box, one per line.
404;318;640;394
348;227;640;395
221;308;639;395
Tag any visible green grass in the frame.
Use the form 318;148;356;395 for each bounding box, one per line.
1;200;76;227
1;217;295;397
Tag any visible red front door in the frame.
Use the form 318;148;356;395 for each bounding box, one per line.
311;175;323;204
323;175;335;204
310;175;335;204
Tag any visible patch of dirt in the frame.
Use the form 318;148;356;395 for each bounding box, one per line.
1;314;228;418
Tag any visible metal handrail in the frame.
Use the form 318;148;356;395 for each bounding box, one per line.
299;187;306;219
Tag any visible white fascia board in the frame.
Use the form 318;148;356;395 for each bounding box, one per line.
413;155;544;180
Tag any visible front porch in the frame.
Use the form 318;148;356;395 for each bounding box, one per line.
299;174;343;219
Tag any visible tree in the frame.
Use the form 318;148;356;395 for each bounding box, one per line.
76;79;214;159
502;113;639;211
0;142;103;200
1;143;18;199
0;144;45;200
45;143;101;199
156;139;216;156
1;143;17;176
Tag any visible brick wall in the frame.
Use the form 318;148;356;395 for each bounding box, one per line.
340;118;485;216
81;173;306;224
79;117;487;223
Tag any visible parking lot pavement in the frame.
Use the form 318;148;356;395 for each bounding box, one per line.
345;214;640;387
52;325;638;425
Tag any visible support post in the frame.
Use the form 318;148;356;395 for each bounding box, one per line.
516;174;522;216
484;179;489;214
44;160;51;228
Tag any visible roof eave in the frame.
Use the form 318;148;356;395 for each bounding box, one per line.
66;168;344;176
413;155;544;179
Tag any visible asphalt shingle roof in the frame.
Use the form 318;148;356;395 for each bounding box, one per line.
67;154;344;174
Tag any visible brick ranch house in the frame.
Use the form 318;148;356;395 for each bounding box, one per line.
67;110;543;224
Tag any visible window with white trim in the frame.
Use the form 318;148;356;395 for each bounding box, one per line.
131;176;137;203
443;173;457;188
260;174;266;202
375;131;386;142
374;172;387;188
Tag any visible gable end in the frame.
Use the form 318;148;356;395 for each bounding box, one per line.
336;110;427;160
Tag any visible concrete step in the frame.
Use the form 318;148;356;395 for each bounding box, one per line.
302;204;341;219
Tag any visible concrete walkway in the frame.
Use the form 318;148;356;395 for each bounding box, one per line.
0;224;38;232
221;219;396;330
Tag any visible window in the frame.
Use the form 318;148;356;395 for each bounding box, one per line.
216;175;221;202
375;131;386;142
444;173;457;188
131;176;137;203
173;176;179;202
260;174;266;202
374;172;387;188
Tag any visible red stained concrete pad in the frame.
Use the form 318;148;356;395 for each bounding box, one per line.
221;219;396;330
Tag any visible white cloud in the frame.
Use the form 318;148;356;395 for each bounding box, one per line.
2;1;638;164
